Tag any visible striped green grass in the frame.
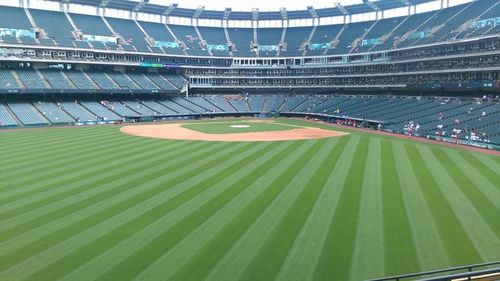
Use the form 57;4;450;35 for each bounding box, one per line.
0;119;498;281
182;121;296;134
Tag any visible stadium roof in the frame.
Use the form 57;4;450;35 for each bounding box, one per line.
50;0;435;20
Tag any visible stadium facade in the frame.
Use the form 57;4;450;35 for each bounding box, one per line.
0;0;498;145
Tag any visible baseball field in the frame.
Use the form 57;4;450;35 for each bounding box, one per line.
0;118;498;281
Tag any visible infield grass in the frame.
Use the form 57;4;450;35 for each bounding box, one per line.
181;120;296;134
0;119;498;281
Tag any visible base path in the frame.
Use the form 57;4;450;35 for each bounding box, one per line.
121;123;347;142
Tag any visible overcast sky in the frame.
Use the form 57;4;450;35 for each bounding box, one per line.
147;0;364;11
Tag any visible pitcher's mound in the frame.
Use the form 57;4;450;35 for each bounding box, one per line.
121;123;347;142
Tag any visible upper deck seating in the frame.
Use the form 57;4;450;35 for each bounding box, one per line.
371;11;436;51
106;17;151;52
30;9;75;47
69;13;113;36
169;24;209;56
326;22;370;55
228;28;254;56
353;17;405;53
283;27;312;53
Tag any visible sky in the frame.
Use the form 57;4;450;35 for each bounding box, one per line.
147;0;364;11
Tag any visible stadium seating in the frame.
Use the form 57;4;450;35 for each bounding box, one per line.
265;96;286;111
100;101;140;117
228;28;255;56
227;98;250;111
141;100;179;115
157;99;194;114
86;72;119;89
16;69;50;89
0;70;22;89
69;13;113;36
168;24;209;56
105;17;151;52
121;101;159;116
0;6;32;29
106;72;141;90
65;71;99;89
7;102;49;125
59;101;98;122
187;97;223;112
247;95;265;112
283;27;312;54
144;73;178;90
280;96;308;111
30;9;75;47
126;73;159;90
163;74;185;89
39;70;76;89
33;101;74;123
0;104;18;126
79;101;121;120
203;95;235;112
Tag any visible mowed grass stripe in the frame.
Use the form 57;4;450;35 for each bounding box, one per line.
152;138;338;281
0;140;205;221
93;141;308;281
430;148;500;239
132;139;329;280
167;138;346;281
0;142;246;270
0;141;207;232
416;147;499;261
0;127;108;149
274;137;361;281
20;141;283;281
238;137;350;281
0;127;124;164
60;141;304;281
203;137;354;281
380;140;419;276
0;137;177;200
4;141;271;281
348;138;385;280
392;143;450;270
0;142;210;239
403;144;482;265
446;151;500;209
0;131;149;182
0;132;140;188
312;138;369;281
458;152;500;188
0;141;224;250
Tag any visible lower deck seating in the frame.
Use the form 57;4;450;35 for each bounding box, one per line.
33;101;74;123
0;104;18;126
7;102;48;125
2;95;499;144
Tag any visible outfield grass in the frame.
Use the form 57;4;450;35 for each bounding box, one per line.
182;121;296;134
0;119;498;281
